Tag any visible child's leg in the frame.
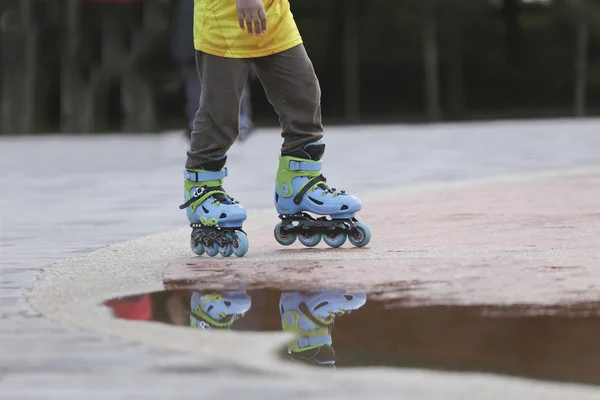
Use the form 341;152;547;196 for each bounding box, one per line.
185;51;252;169
181;52;251;258
253;45;371;248
251;44;323;154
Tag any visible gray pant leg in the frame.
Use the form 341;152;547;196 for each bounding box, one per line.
251;44;323;154
185;51;251;169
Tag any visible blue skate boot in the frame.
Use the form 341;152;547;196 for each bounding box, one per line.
274;141;371;248
179;157;248;257
189;291;251;329
279;291;367;367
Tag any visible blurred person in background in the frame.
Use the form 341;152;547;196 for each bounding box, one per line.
169;0;256;143
0;0;12;32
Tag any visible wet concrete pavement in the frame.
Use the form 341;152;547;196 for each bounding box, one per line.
3;119;600;398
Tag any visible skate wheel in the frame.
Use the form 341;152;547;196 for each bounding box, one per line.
274;222;297;246
323;232;347;248
218;232;235;257
232;231;249;257
298;231;322;247
348;221;371;248
206;242;220;257
190;236;205;256
219;243;233;257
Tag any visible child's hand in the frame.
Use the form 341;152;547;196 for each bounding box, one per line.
236;0;267;37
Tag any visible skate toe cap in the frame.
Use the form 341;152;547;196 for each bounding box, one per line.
220;203;247;221
339;194;362;213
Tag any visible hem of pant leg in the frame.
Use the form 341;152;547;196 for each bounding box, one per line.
185;152;229;170
280;132;325;155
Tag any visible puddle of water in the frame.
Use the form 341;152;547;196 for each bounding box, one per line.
105;288;600;385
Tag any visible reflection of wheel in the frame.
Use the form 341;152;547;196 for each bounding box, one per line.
190;236;205;256
206;242;220;257
323;232;347;248
232;231;249;257
274;222;297;246
348;221;371;247
298;231;322;247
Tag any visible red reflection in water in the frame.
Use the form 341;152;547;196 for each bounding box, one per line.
105;295;153;321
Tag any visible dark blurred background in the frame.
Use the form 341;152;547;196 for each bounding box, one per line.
0;0;599;134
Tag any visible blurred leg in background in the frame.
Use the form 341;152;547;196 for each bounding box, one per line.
171;0;255;143
238;67;256;142
171;0;197;139
180;59;200;136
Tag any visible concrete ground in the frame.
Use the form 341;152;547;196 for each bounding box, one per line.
2;119;600;399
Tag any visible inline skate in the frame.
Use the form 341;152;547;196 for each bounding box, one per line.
180;157;249;257
279;291;367;366
274;141;371;248
189;291;251;329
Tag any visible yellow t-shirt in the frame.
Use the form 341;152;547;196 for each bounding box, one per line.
194;0;303;58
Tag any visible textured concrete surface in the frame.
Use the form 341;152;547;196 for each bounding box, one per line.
165;169;600;306
27;167;600;399
3;119;600;398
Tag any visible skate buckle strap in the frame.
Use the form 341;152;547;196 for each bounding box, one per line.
289;160;322;171
293;174;327;205
184;168;227;182
297;334;332;349
179;185;228;209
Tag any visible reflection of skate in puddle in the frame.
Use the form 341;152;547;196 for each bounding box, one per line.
105;289;600;385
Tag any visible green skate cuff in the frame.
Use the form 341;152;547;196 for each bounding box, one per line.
296;334;332;349
276;156;322;199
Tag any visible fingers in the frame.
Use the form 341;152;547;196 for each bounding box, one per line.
258;8;267;33
238;6;267;36
245;13;253;35
238;11;245;31
253;15;262;36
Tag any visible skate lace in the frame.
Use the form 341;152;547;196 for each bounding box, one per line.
311;176;345;197
329;308;351;316
207;188;237;206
